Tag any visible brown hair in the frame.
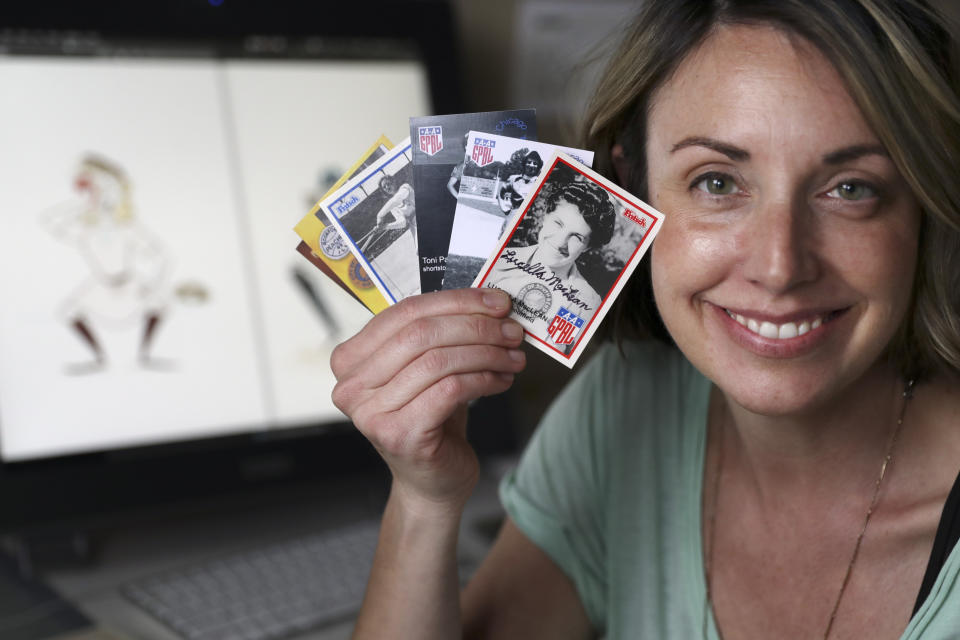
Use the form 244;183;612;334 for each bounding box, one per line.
583;0;960;379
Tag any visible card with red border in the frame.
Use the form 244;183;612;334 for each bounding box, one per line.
472;152;664;367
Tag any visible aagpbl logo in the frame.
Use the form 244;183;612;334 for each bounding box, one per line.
418;126;443;156
471;137;496;166
547;306;585;346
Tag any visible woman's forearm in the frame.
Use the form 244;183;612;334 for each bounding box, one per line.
351;483;467;640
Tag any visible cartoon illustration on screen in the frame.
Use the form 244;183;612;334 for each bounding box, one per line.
38;155;175;373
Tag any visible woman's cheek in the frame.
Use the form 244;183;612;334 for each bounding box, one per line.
650;219;691;312
653;216;731;294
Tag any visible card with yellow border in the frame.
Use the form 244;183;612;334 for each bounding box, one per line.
293;136;393;314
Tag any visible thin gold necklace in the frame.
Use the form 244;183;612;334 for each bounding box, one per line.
703;379;915;640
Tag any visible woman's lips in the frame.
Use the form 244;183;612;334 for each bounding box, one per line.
723;308;837;339
710;303;850;357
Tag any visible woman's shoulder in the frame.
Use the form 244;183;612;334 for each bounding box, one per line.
558;339;708;419
908;371;960;493
586;338;697;378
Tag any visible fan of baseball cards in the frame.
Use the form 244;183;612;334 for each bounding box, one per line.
292;110;664;367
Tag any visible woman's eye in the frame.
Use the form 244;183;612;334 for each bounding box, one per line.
693;173;739;196
827;181;877;201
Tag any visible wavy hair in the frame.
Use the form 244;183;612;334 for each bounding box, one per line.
544;181;616;249
582;0;960;378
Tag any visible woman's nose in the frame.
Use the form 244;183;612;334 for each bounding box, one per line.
741;197;819;294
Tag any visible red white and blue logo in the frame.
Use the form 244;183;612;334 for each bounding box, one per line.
547;306;585;346
471;137;496;166
418;126;443;156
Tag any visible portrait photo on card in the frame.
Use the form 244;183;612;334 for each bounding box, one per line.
443;132;593;290
474;154;662;366
408;109;536;293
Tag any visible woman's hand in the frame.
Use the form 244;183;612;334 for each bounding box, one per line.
331;288;526;513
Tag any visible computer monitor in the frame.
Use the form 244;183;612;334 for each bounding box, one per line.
0;1;483;538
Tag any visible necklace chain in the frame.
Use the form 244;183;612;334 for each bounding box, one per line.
703;379;915;640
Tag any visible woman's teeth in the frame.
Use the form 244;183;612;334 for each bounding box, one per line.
725;309;825;339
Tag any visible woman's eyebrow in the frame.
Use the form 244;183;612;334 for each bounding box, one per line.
822;144;888;165
670;137;749;161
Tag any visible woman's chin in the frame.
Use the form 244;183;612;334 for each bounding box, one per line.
711;359;891;419
719;380;828;418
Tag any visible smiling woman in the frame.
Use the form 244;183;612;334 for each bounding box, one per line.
331;2;960;639
645;25;922;417
594;2;960;386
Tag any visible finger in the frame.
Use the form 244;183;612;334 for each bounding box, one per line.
332;288;513;375
369;344;526;415
331;342;525;420
363;371;517;460
331;288;512;376
351;312;525;390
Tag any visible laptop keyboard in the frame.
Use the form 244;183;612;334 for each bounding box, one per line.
122;521;380;640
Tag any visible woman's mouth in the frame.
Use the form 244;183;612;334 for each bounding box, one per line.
722;308;845;340
710;304;852;358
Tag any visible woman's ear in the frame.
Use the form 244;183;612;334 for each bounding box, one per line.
611;143;630;186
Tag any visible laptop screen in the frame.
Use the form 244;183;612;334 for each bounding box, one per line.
0;40;430;461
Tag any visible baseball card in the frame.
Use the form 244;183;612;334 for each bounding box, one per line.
472;152;664;367
409;110;537;293
320;138;420;305
442;132;594;290
294;240;363;306
293;136;392;314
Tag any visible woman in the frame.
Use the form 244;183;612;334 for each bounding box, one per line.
497;150;546;235
361;173;417;254
448;133;473;199
331;1;960;638
486;180;615;338
501;150;544;210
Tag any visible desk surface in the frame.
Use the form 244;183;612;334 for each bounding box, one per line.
36;458;511;640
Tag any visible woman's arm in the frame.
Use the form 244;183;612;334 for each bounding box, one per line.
462;518;594;640
447;164;463;199
374;191;406;226
331;288;526;639
351;478;465;638
37;200;86;245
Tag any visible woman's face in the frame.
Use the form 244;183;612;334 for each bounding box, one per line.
536;199;592;272
645;25;921;416
380;178;397;195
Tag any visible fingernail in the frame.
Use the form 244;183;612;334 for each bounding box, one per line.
508;349;525;362
483;290;511;310
498;372;515;383
502;322;523;340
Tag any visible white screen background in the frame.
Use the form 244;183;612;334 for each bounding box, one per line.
0;54;429;460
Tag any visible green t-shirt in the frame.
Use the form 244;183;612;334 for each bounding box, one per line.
499;340;960;639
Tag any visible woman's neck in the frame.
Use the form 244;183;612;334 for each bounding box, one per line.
717;362;906;504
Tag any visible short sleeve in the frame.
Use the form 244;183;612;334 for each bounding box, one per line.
499;343;623;632
499;340;712;636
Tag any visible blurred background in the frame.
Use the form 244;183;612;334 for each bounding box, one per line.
3;1;956;639
0;2;638;639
